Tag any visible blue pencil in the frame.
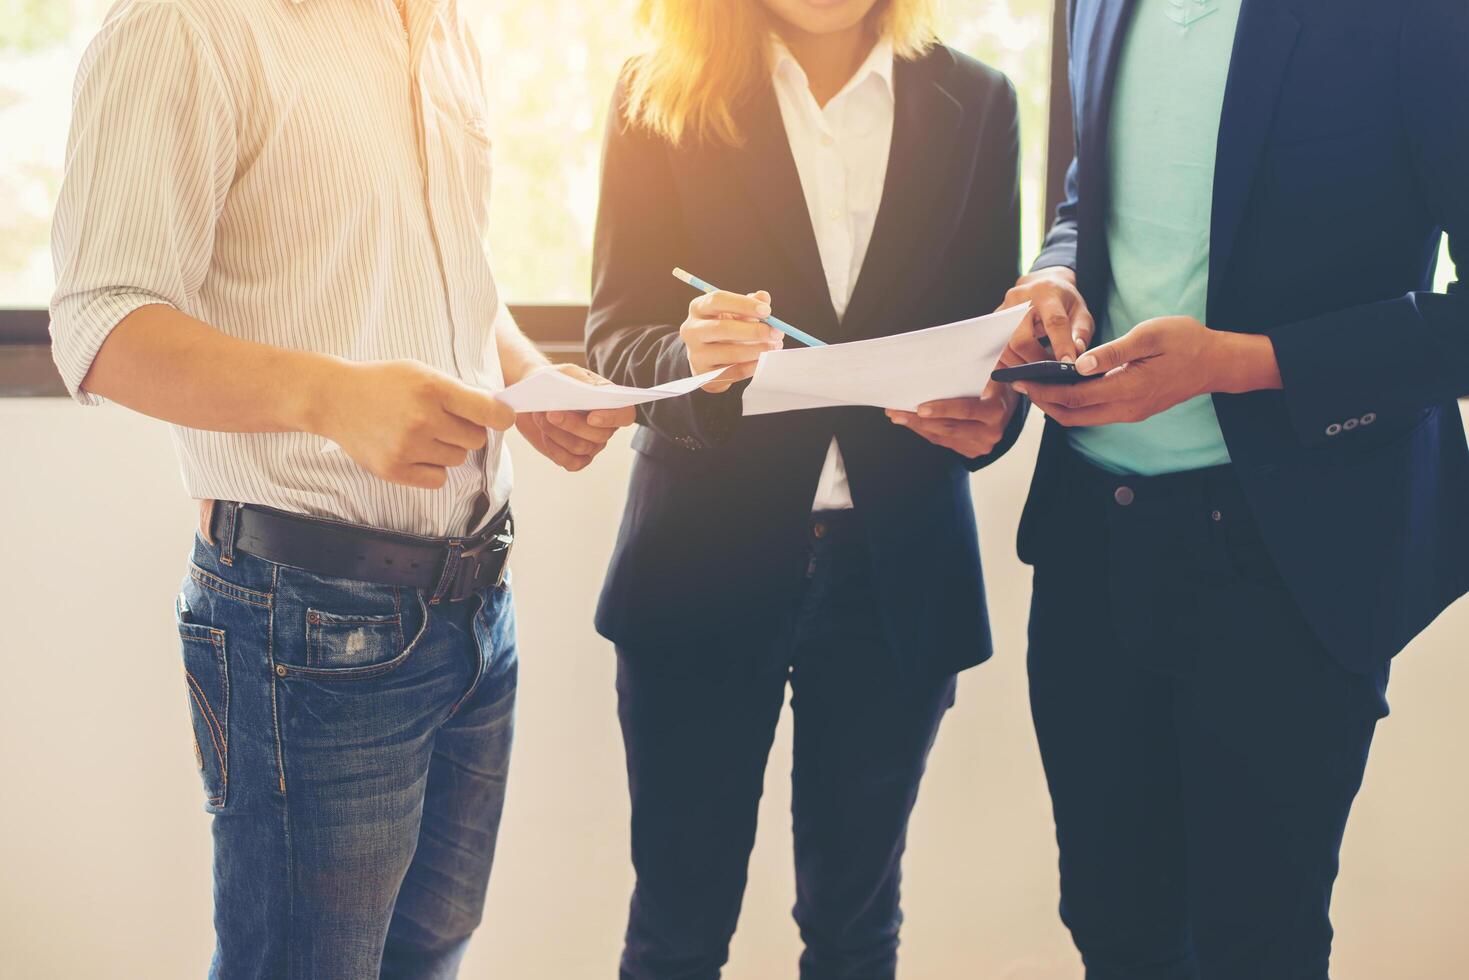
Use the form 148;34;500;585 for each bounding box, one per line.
672;268;828;348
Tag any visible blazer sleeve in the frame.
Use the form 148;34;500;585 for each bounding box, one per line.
1032;155;1080;274
1265;0;1469;446
585;76;743;448
957;74;1028;472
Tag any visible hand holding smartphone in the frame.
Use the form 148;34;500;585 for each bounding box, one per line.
991;360;1100;385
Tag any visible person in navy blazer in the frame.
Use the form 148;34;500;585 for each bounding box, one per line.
585;0;1023;975
905;0;1469;976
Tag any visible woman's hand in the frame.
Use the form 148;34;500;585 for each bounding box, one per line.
680;289;784;393
886;382;1020;460
513;364;637;472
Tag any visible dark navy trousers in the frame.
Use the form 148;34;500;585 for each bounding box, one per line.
1027;450;1390;980
615;512;957;980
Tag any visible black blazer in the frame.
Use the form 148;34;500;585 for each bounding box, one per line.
1022;0;1469;672
586;45;1023;678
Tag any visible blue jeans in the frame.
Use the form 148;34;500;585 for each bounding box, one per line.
175;531;518;979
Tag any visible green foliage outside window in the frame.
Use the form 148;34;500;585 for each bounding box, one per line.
0;1;1457;309
473;2;1057;301
4;1;1056;306
0;0;70;53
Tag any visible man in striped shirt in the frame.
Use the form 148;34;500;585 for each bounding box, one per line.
48;1;634;975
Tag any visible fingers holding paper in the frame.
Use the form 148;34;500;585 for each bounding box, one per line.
513;364;636;472
887;382;1019;460
681;289;783;393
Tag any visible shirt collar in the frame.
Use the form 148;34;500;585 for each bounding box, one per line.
771;35;896;105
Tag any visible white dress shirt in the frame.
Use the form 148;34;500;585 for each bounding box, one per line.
770;37;896;512
50;0;512;537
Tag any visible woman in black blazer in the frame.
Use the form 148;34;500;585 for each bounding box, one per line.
586;1;1022;976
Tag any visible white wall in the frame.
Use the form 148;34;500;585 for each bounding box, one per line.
1;399;1466;978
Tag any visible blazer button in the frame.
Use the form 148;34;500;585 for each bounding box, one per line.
1326;423;1343;437
1343;417;1359;431
1361;413;1377;425
1114;486;1135;507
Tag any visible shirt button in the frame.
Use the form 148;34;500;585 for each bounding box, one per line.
1361;413;1377;425
1343;417;1359;431
1211;509;1223;522
1326;423;1343;437
821;134;835;147
827;207;842;221
1114;486;1135;507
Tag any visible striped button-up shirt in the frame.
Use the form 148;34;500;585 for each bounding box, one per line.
50;0;512;537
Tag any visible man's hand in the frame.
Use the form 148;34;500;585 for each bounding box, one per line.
313;359;515;490
512;364;637;472
885;382;1020;459
999;267;1096;364
681;289;784;393
1013;316;1282;427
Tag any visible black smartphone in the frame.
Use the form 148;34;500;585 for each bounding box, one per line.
991;360;1097;385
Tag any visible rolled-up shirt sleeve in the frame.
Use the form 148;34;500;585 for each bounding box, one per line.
49;3;235;404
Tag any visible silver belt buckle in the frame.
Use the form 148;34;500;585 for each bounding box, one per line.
492;530;514;589
456;515;513;597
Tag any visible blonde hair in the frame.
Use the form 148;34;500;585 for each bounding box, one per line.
623;0;937;147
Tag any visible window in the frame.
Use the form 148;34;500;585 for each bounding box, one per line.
472;2;1056;300
0;1;103;310
4;2;1451;391
0;1;1057;311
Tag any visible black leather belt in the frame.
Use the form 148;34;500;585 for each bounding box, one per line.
210;500;514;604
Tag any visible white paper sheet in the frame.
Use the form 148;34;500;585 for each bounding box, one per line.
741;304;1030;416
495;367;728;413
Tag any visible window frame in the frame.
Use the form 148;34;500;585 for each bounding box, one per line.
0;305;592;396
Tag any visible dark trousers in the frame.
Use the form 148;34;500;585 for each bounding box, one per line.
1027;450;1390;980
616;512;957;980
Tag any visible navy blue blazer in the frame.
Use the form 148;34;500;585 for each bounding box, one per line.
587;46;1022;677
1022;0;1469;672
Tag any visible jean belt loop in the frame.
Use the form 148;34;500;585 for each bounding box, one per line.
428;541;463;606
219;502;240;566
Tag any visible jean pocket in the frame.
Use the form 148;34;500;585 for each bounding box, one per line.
280;591;429;682
177;610;229;811
306;607;405;670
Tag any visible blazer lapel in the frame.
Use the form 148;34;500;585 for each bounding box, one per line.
1073;0;1140;302
1209;0;1301;315
1077;0;1139;151
728;84;835;329
842;50;963;340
